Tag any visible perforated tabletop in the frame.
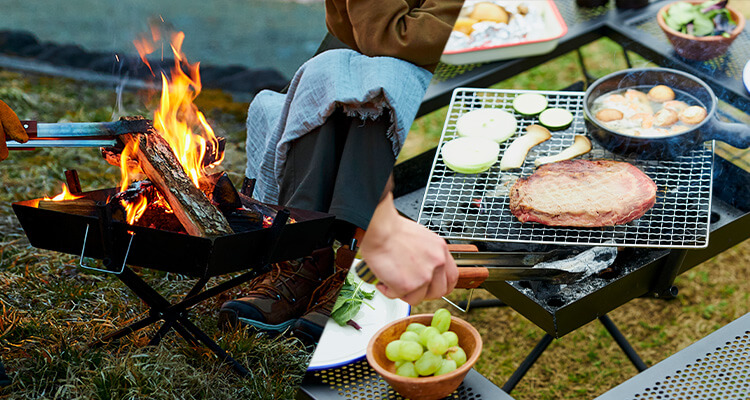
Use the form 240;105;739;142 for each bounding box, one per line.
298;360;514;400
595;313;750;400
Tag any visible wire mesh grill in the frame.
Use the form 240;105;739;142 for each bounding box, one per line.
417;88;713;248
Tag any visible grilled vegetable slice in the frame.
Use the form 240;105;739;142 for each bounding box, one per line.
456;108;517;143
535;135;592;167
512;93;548;116
539;108;573;131
500;124;552;170
441;136;500;174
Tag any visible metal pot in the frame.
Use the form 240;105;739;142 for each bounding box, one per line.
583;67;750;160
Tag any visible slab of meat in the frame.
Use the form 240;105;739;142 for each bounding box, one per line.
509;160;657;227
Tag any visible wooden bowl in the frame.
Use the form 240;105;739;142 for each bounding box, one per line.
366;314;482;400
657;1;745;61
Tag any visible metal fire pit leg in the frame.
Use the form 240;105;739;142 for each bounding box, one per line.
90;314;161;347
502;333;554;393
598;315;648;372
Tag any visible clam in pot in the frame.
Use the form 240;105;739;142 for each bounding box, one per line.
583;67;750;160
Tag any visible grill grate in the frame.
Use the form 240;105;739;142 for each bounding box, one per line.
417;88;713;248
310;360;485;400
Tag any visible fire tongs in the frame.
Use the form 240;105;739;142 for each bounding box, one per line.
355;244;585;288
5;119;152;149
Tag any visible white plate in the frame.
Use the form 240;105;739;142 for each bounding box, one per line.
743;60;750;94
307;265;410;371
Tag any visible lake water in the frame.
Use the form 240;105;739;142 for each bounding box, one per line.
0;0;327;78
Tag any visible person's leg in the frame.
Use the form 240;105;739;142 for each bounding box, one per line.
221;110;396;337
291;110;395;343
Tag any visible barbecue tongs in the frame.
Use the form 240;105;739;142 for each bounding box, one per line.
5;120;152;149
355;245;585;289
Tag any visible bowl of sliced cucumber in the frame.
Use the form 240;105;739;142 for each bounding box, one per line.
366;310;482;400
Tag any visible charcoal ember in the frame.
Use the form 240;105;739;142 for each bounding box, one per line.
133;204;185;233
226;209;264;233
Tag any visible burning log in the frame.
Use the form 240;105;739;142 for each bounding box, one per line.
119;117;233;237
37;198;98;216
101;137;225;169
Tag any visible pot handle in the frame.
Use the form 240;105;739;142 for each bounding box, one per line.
706;120;750;149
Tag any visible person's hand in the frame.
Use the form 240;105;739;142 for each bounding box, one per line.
0;100;28;161
359;192;458;306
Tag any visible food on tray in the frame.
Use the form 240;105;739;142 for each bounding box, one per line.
534;135;592;167
661;0;738;37
456;108;517;143
513;93;548;116
445;1;548;53
538;108;574;131
500;124;551;170
441;137;500;174
469;2;509;23
454;17;479;35
509;159;657;227
384;309;468;378
647;85;676;102
591;85;707;137
679;105;708;124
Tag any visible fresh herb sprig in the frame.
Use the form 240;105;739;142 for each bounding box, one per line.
663;0;736;37
331;272;376;329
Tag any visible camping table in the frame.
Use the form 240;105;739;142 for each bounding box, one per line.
594;312;750;400
300;1;750;397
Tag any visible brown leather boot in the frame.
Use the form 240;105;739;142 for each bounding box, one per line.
292;246;356;344
218;247;334;332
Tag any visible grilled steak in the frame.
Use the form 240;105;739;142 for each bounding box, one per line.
509;160;656;227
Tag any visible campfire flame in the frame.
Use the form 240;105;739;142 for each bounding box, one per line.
121;27;223;224
44;184;82;202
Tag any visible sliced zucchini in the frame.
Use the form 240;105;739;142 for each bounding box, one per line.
500;124;552;171
456;108;517;143
512;93;548;116
539;108;574;131
441;136;500;174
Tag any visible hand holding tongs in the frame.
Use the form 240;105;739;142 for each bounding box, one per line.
5;119;152;149
354;244;586;289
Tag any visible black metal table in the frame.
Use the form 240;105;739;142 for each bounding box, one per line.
301;1;750;397
594;312;750;400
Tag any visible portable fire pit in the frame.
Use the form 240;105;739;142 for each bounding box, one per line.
12;172;334;375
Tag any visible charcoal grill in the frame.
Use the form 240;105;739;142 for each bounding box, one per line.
418;88;713;249
12;173;335;375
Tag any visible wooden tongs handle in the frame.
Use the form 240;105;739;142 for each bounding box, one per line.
447;244;487;289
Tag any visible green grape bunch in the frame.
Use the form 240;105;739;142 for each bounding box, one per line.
385;308;470;378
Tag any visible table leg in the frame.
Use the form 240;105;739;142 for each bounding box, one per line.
599;314;648;372
502;333;554;393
